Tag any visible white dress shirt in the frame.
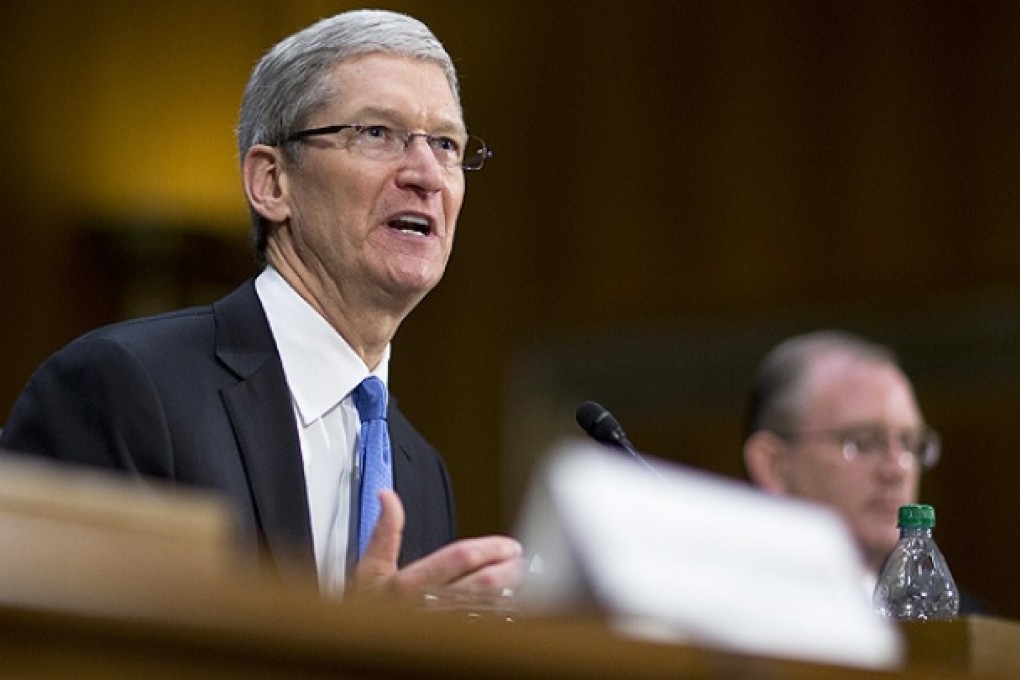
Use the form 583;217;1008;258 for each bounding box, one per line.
255;266;389;596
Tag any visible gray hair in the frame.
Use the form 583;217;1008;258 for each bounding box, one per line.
236;9;461;260
743;330;900;441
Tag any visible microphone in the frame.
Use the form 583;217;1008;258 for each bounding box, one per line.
575;401;663;479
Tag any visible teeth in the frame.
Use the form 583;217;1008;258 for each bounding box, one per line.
390;214;431;235
401;215;429;229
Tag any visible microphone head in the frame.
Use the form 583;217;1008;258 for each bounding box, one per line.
575;401;656;476
575;401;624;447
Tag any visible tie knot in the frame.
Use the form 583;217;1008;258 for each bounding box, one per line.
354;376;388;422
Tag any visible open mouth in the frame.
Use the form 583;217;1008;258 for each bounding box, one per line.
387;213;433;236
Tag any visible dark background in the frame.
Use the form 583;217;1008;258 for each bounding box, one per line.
3;1;1019;618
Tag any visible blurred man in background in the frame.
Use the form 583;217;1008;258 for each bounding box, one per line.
742;330;988;613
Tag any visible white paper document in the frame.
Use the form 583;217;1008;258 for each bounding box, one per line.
514;439;902;670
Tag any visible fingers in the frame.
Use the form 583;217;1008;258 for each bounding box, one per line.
369;489;405;559
351;489;405;596
445;553;526;593
348;490;524;603
392;536;524;597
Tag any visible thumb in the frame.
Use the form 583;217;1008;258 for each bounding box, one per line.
351;489;405;595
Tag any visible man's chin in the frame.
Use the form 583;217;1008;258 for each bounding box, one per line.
862;531;901;566
382;259;446;292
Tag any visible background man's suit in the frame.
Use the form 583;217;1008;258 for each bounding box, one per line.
0;279;456;582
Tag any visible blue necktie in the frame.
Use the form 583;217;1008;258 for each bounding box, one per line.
354;376;393;559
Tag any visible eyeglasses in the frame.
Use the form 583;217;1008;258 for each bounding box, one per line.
284;123;492;171
776;426;941;470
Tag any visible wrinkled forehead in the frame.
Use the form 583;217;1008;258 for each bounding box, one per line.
322;54;463;128
800;354;922;428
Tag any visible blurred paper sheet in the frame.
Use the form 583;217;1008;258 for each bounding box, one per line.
515;439;902;670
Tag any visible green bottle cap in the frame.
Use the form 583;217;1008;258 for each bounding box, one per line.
898;503;935;528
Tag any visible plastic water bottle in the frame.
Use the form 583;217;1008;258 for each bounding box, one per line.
873;504;960;621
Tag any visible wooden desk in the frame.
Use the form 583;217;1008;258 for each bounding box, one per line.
900;616;1020;678
0;454;995;678
0;579;965;680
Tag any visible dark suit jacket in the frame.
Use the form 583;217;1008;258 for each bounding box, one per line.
0;279;456;584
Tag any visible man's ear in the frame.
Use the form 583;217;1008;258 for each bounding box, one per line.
743;430;791;494
242;144;291;224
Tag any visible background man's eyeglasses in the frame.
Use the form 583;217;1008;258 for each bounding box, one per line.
774;427;941;470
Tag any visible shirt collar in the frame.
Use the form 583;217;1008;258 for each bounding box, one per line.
255;266;389;426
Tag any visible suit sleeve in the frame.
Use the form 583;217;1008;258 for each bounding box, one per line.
1;336;175;478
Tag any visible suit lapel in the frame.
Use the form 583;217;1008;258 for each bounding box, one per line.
389;411;420;566
387;400;456;564
213;281;315;581
389;412;416;522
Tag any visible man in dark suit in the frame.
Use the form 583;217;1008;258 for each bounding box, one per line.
0;9;520;600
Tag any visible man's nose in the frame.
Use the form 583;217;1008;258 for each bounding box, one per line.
397;135;445;190
880;439;915;470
